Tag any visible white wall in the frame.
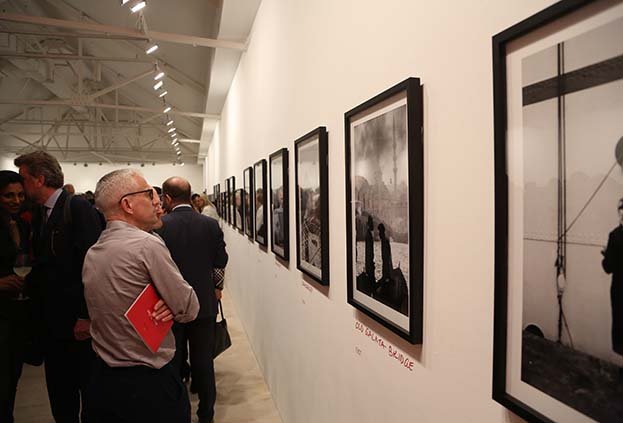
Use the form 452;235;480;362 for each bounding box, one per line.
60;162;204;194
0;154;16;171
206;1;562;422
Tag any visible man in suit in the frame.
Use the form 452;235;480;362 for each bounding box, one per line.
14;151;103;423
157;176;228;423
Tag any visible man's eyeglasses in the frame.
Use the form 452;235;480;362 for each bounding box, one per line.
118;188;154;204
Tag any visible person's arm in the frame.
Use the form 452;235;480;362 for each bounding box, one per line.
212;222;228;270
143;236;199;323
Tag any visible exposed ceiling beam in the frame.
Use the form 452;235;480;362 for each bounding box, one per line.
0;99;220;119
0;13;246;50
0;51;154;63
2;119;168;129
0;28;147;41
90;68;155;100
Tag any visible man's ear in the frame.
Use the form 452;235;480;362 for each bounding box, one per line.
36;174;46;188
119;198;133;214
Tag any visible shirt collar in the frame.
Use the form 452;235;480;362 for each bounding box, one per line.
172;204;193;211
44;188;63;211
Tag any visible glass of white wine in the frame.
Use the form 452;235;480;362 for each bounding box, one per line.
13;252;32;301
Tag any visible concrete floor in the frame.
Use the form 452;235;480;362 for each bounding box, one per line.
13;291;282;423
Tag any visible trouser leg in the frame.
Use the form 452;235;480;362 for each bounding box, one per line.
188;318;216;423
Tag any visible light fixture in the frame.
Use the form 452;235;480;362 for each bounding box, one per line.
154;72;165;81
177;151;181;155
158;90;168;98
146;44;158;54
170;132;177;137
131;1;146;13
171;137;178;142
167;127;176;133
163;106;171;113
121;0;131;4
171;139;176;145
166;120;174;126
153;81;163;90
180;162;185;167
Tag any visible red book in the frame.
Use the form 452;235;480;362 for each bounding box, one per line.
124;283;173;353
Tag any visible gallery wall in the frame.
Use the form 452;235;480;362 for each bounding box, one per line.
205;0;562;421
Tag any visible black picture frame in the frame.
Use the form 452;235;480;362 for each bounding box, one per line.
234;188;244;233
225;178;231;224
493;1;623;422
269;148;289;261
254;159;268;246
229;176;236;227
294;127;330;285
243;167;254;240
345;77;424;344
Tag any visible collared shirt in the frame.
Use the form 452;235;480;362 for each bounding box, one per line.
172;204;193;211
83;220;199;369
44;188;63;219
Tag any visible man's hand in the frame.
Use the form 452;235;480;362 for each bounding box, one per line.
74;319;91;341
215;289;222;301
152;299;173;322
0;275;24;292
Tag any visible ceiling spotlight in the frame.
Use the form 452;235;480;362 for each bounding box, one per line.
180;162;185;167
154;72;165;81
171;140;176;145
166;120;174;126
177;151;181;155
163;106;171;113
167;127;176;133
158;90;168;98
131;1;146;13
146;44;158;54
172;137;178;142
153;81;163;90
121;0;131;4
140;163;145;167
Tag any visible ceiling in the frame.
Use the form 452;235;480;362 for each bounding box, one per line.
0;0;260;165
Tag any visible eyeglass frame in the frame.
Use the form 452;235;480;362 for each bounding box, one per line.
118;188;154;204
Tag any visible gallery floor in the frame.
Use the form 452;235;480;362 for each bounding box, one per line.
13;290;282;423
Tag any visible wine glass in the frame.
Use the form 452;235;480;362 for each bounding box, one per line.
13;253;32;301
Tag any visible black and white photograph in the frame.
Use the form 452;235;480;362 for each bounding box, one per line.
235;188;244;233
493;1;623;422
229;176;236;227
345;77;423;344
214;184;221;217
244;167;254;239
270;148;289;261
254;159;268;246
295;127;329;285
225;178;231;224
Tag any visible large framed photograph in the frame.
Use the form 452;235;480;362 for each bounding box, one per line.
345;77;424;344
493;1;623;422
228;176;236;227
294;127;330;285
254;159;268;246
270;148;289;261
243;167;254;240
235;188;244;233
225;178;232;224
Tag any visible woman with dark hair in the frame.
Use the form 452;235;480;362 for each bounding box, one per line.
0;170;30;423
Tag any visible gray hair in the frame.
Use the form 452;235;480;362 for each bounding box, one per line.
14;151;64;189
95;169;143;218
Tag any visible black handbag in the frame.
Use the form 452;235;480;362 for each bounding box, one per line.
213;300;232;358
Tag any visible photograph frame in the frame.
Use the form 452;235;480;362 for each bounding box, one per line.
229;176;236;228
294;126;330;285
269;148;290;261
345;77;424;345
243;166;254;240
235;188;244;233
492;1;623;422
254;159;268;247
225;178;231;224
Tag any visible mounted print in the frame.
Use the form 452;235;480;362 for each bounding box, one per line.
235;188;244;233
254;159;268;246
270;148;289;261
493;1;623;422
345;77;423;344
225;178;231;224
243;167;254;240
229;176;236;227
214;184;221;216
295;127;330;285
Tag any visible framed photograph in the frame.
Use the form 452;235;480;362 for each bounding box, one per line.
294;127;330;285
214;184;221;216
225;178;231;224
220;191;226;220
243;167;254;240
229;176;236;227
493;1;623;422
254;159;268;246
235;188;244;233
345;77;424;344
270;148;289;261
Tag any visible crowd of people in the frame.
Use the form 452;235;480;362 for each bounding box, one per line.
0;151;228;423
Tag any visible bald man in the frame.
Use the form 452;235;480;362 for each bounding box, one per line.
158;177;228;423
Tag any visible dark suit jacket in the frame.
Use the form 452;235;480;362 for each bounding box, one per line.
31;190;103;340
157;206;228;318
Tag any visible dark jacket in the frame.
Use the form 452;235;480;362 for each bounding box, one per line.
30;190;103;340
157;206;228;318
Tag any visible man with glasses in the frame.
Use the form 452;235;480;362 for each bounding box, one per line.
14;151;103;423
83;169;199;423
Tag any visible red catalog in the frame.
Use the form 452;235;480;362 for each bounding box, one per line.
124;283;173;353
